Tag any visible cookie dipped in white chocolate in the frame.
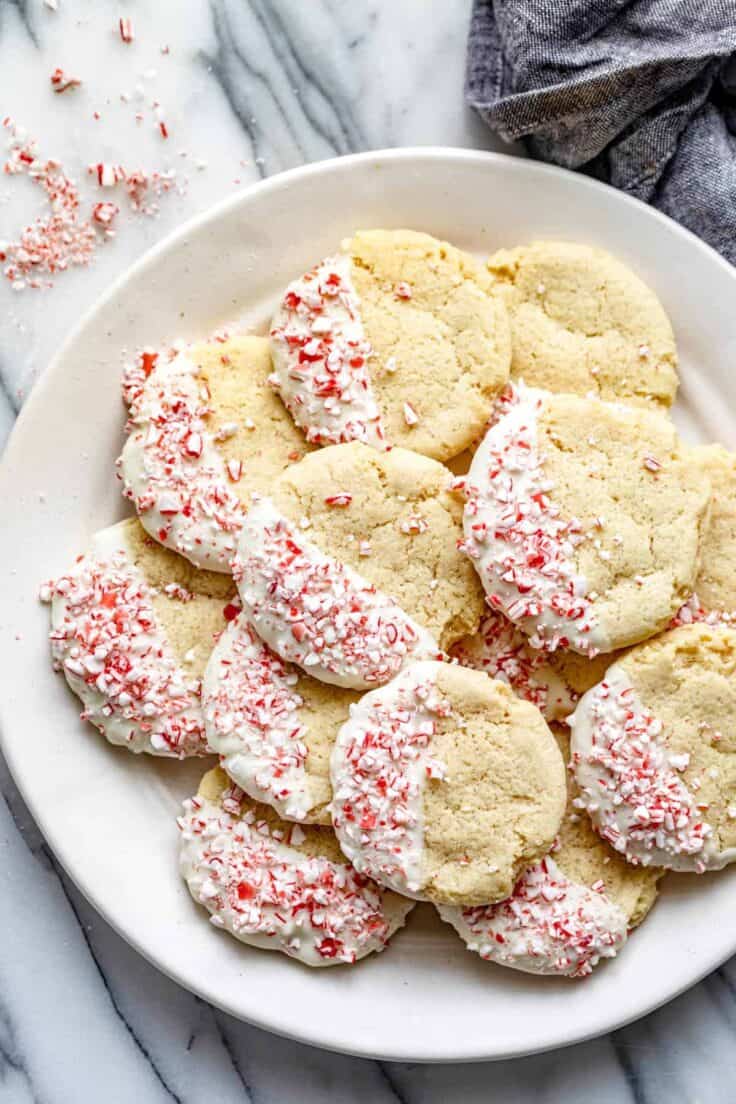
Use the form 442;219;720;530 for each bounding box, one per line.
438;724;661;977
330;660;566;905
179;768;413;966
233;498;440;690
571;624;736;872
120;337;313;573
203;613;356;824
461;383;710;657
269;229;512;462
41;519;234;756
438;857;628;978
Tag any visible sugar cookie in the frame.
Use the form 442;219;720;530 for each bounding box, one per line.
41;518;234;756
330;660;566;905
270;442;483;650
438;727;661;976
232;442;483;688
461;384;710;656
179;767;413;966
486;240;678;407
571;623;736;871
269;229;511;460
234;497;440;690
120;337;312;572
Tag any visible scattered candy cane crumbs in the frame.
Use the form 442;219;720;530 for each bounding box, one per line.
119;17;134;44
50;68;82;94
1;118;183;290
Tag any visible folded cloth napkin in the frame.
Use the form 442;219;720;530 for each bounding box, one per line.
466;0;736;263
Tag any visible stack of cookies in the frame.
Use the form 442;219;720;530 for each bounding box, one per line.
43;230;736;978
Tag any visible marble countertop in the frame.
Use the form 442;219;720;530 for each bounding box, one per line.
0;2;732;1101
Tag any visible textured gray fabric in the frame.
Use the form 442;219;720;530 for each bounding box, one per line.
466;0;736;263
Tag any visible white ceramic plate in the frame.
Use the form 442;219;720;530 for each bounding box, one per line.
3;149;736;1063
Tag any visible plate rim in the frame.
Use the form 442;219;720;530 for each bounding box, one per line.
3;146;736;1063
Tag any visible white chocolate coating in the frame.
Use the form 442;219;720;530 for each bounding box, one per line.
462;384;605;656
269;254;384;447
233;498;439;690
42;522;208;757
120;352;243;573
438;856;627;978
330;660;450;898
202;615;317;821
570;665;732;871
178;788;413;966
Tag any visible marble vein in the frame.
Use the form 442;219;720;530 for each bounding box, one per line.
0;0;38;47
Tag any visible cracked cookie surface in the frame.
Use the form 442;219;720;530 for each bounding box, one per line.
486;241;678;408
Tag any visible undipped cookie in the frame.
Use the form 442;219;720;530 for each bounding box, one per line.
571;623;736;872
673;444;736;625
437;726;662;977
269;229;511;461
178;767;413;966
41;518;234;756
486;240;678;407
203;613;357;824
120;337;312;572
330;660;566;905
461;384;711;656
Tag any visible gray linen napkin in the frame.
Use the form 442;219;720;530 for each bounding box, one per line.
466;0;736;263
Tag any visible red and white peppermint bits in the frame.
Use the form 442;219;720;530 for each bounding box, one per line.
450;608;578;723
118;17;134;43
50;68;82;93
120;352;244;573
178;783;413;966
330;660;452;898
2;121;96;290
269;254;384;447
461;383;602;656
438;857;627;978
41;530;207;757
570;664;716;871
670;593;735;630
233;499;439;690
203;614;321;821
121;346;162;411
